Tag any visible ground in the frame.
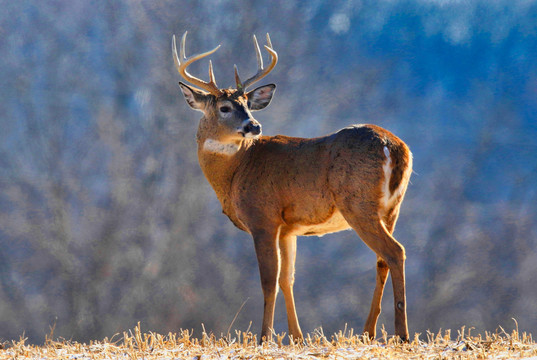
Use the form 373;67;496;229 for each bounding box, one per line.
2;323;536;359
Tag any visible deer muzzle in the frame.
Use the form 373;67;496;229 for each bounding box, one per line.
240;119;262;139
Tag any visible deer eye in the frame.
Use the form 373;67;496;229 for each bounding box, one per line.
220;106;232;113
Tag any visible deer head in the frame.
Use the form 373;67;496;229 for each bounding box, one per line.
173;32;278;144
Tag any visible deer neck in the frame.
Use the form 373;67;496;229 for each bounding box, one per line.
196;128;254;217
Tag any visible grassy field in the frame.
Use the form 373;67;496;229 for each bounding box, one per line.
2;323;536;359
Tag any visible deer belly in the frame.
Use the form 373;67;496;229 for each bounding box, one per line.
293;210;351;237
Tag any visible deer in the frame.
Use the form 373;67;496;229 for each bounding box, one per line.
172;32;413;343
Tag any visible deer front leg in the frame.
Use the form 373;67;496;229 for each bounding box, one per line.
252;228;281;343
278;233;303;341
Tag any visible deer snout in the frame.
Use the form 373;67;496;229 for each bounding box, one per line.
240;119;262;138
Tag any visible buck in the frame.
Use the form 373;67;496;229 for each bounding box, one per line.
172;32;413;342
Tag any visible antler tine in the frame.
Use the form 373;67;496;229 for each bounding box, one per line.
172;32;222;96
209;60;216;84
240;33;278;91
180;32;187;61
234;64;243;90
266;33;273;49
253;34;264;71
172;34;182;72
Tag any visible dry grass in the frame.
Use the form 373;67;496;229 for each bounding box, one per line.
2;323;536;359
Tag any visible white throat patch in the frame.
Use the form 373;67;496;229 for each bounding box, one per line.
202;138;240;156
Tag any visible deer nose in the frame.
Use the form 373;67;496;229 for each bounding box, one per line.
245;121;261;135
241;119;262;137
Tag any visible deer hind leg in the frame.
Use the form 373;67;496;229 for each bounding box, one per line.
362;209;402;339
252;227;281;343
340;209;409;341
278;232;303;341
363;256;389;339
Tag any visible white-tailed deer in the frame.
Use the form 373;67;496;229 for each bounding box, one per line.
172;32;412;342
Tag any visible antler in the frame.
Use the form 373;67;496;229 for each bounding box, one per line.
235;33;278;91
172;32;222;96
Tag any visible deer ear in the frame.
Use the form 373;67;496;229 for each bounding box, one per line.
179;82;207;111
247;84;276;111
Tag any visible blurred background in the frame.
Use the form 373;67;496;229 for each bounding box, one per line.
1;0;537;343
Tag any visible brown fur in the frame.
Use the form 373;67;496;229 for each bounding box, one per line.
176;45;412;342
195;110;412;341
